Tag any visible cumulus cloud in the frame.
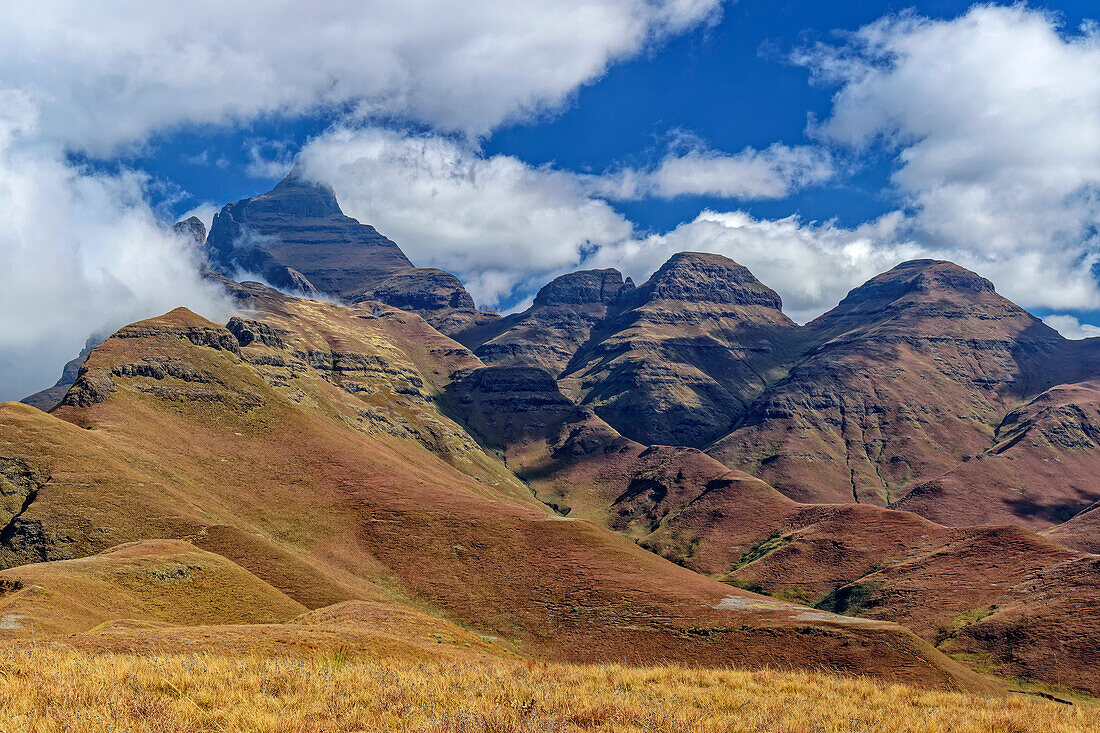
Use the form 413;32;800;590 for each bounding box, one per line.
0;0;722;153
1044;315;1100;340
592;143;834;200
296;126;635;306
0;110;233;400
797;4;1100;312
582;210;919;322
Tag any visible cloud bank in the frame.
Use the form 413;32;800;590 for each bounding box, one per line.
0;0;722;153
0;101;233;400
800;4;1100;312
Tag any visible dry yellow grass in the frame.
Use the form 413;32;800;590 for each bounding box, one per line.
0;647;1096;732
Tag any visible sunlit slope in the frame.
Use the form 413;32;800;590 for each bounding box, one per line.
0;300;988;689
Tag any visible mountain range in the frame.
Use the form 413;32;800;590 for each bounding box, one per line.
9;173;1100;697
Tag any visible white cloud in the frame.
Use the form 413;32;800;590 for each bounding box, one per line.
592;143;834;200
245;138;296;180
798;4;1100;312
0;0;722;154
180;203;219;234
296;126;635;306
583;209;921;323
1044;315;1100;340
0;111;233;401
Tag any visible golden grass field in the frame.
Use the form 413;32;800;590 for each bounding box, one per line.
2;647;1097;733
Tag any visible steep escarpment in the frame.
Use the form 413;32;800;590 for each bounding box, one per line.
708;260;1076;508
559;253;800;447
465;269;634;376
204;174;497;335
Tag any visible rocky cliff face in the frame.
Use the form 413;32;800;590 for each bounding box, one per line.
204;174;496;336
559;253;800;447
466;269;634;376
171;216;207;247
21;335;106;412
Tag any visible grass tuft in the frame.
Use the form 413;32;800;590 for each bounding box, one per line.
0;647;1095;732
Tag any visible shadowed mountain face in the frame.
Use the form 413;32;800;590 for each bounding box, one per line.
463;269;635;376
204;174;497;335
707;260;1097;514
545;253;800;447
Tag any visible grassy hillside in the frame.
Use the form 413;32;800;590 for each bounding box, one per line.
0;647;1094;732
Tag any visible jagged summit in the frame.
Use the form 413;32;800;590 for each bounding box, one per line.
630;252;784;309
256;173;344;218
171;216;207;247
203;173;495;336
532;268;633;307
204;174;412;296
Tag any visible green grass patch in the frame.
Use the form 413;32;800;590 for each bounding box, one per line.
815;581;885;615
727;531;792;572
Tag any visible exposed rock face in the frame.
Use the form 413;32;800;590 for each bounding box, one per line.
533;269;634;308
466;269;634;376
205;174;411;296
446;366;580;448
21;335;106;411
171;216;207;247
708;260;1076;507
204;174;496;335
560;253;800;447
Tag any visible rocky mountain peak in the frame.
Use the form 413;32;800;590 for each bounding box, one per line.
532;268;634;307
171;216;207;247
634;252;784;310
249;173;344;219
836;259;996;311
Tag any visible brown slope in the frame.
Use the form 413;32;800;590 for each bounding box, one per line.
707;260;1075;508
893;380;1100;527
559;252;800;448
463;268;634;375
1044;500;1100;554
0;307;978;688
0;539;306;638
444;365;1100;695
804;527;1100;696
205;173;497;336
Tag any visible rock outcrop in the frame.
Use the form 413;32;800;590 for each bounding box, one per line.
204;173;497;335
171;216;207;247
465;269;634;376
559;253;800;447
21;335;106;411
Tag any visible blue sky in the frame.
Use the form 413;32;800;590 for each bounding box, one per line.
128;0;1100;319
2;0;1099;397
